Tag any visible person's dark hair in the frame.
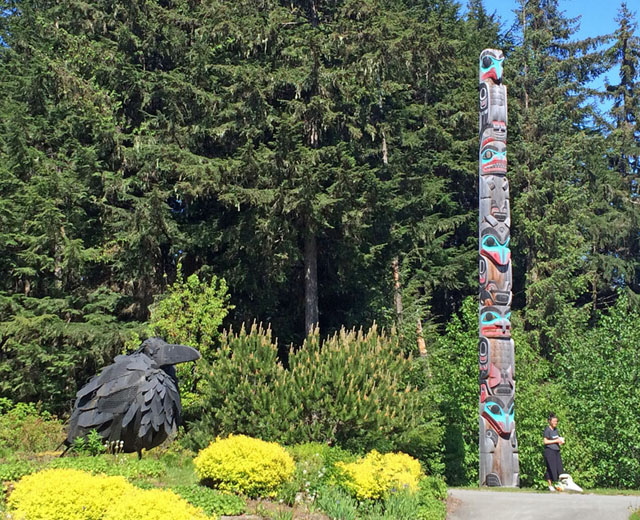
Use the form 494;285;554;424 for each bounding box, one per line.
548;412;557;421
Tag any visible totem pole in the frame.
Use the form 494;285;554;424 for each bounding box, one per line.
478;49;519;487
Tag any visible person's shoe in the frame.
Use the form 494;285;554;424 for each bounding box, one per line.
554;484;564;492
548;485;556;492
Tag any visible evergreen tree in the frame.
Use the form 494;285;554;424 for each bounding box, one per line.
601;2;640;297
507;0;620;354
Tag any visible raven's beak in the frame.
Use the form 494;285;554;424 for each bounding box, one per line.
157;344;201;366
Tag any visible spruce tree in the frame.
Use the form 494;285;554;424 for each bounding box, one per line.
507;0;619;354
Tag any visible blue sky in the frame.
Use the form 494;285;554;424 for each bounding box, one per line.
482;0;638;40
480;0;640;112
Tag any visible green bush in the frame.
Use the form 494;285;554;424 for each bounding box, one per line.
0;398;65;455
71;429;107;456
173;484;245;516
285;326;442;458
194;434;295;498
375;489;422;520
192;324;443;465
0;460;36;481
416;496;447;520
279;442;356;505
186;323;287;449
417;475;448;502
556;294;640;488
149;264;232;421
315;485;359;520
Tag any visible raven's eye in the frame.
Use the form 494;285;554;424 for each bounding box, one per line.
482;56;493;69
485;237;498;247
490;404;501;415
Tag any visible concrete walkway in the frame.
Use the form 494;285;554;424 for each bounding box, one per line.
448;488;640;520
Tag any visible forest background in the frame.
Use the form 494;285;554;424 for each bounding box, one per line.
1;0;640;489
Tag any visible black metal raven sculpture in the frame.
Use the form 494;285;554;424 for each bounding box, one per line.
64;337;200;456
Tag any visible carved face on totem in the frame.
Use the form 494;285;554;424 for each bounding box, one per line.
480;230;510;266
479;256;512;307
479;175;510;227
480;141;507;175
479;82;507;141
479;306;511;338
481;396;515;438
480;49;504;83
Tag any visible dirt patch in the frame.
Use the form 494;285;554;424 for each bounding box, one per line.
447;493;462;516
244;498;330;520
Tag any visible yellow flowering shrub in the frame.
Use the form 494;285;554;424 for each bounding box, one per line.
7;468;131;520
7;468;208;520
193;434;295;497
103;488;209;520
335;450;423;500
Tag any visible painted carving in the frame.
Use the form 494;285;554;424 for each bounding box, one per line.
478;48;519;487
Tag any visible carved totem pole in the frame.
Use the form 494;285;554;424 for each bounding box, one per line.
478;49;519;487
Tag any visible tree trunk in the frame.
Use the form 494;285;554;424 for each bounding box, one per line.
304;232;319;335
391;257;403;322
416;317;427;358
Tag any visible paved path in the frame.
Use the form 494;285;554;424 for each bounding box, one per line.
448;489;640;520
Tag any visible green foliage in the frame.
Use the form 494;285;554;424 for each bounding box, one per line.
415;496;447;520
187;323;286;449
0;398;64;455
149;263;233;419
149;264;232;354
48;455;166;481
556;295;640;488
173;484;245;516
0;460;36;482
431;297;479;485
71;429;106;456
286;327;443;462
315;485;359;520
279;443;354;505
287;442;356;473
417;476;448;502
194;324;443;467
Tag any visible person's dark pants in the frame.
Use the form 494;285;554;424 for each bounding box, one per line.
543;448;564;481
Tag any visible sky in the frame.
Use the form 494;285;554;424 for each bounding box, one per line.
479;0;640;112
482;0;638;40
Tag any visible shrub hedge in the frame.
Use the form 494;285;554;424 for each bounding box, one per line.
7;468;208;520
194;434;295;498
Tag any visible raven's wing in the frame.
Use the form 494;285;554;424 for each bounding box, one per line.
125;365;182;447
67;354;150;443
67;353;181;448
